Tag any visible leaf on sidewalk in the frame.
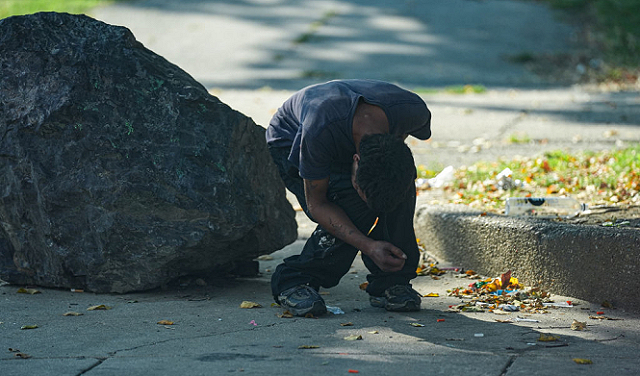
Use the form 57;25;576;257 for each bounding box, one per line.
570;320;587;331
344;334;363;341
240;301;262;309
277;310;294;318
20;325;38;330
17;288;40;295
538;333;559;342
340;322;354;326
15;352;31;359
87;304;112;311
409;323;425;327
63;312;83;316
573;358;593;364
157;320;174;325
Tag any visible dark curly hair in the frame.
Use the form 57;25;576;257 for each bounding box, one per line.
355;134;416;213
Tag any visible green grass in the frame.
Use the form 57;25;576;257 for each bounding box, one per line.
417;146;640;210
545;0;640;66
0;0;122;19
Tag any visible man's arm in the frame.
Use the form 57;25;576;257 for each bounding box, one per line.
304;178;406;272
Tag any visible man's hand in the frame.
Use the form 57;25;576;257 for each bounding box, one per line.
363;241;407;272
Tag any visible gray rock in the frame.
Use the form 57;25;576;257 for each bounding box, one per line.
0;12;297;293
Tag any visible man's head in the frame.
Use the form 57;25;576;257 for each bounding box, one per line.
352;134;416;213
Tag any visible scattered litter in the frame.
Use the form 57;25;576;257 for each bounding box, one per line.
368;331;379;334
437;319;445;322
474;333;484;338
340;322;353;326
571;320;587;331
277;310;294;318
63;312;83;316
499;304;519;312
14;352;31;359
17;288;40;295
514;317;540;323
298;345;320;349
157;320;174;325
589;315;622;320
249;320;257;326
495;319;513;323
424;292;440;297
344;335;363;341
240;301;262;309
573;358;593;365
446;338;465;341
87;304;112;311
326;305;345;315
409;323;425;327
257;255;274;261
596;311;605;315
543;302;574;308
348;370;360;374
427;166;454;188
70;289;84;293
20;325;38;330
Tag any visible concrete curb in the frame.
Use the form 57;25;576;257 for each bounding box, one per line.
414;204;640;312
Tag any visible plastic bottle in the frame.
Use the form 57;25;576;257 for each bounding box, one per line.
504;197;588;218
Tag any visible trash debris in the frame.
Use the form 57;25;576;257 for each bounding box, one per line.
368;331;379;334
348;370;360;374
298;345;320;349
326;305;345;315
340;322;354;326
514;317;540;323
571;320;587;331
240;301;262;309
427;166;454;188
63;312;83;316
474;333;484;337
495;319;513;323
17;288;40;294
409;323;425;327
249;320;257;326
277;310;294;318
157;320;174;325
14;352;31;359
424;292;440;297
573;358;593;365
70;289;84;293
543;302;574;308
87;304;112;311
504;197;588;218
344;335;363;341
437;319;445;322
20;325;38;330
257;255;274;261
499;304;519;312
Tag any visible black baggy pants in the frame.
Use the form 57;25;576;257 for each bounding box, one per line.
268;146;419;299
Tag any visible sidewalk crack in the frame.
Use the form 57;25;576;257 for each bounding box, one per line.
75;357;107;376
499;355;517;376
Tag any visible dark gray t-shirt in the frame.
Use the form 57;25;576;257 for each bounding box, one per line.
265;80;431;180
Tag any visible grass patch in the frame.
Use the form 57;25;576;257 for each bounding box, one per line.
0;0;123;19
293;10;338;45
417;146;640;211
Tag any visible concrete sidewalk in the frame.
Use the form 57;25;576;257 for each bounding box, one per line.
2;242;640;375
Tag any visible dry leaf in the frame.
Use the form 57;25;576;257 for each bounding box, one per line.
239;301;262;309
495;319;513;323
298;345;320;349
538;333;559;342
257;255;273;261
344;334;363;341
368;331;379;334
409;323;425;327
157;320;174;325
340;322;354;326
424;292;439;297
20;325;38;330
17;288;40;295
359;282;369;291
571;320;587;331
63;312;83;316
573;358;593;365
15;352;31;359
87;304;112;311
277;310;294;318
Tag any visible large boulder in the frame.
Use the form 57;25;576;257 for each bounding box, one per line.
0;12;297;293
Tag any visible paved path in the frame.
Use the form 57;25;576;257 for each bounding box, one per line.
2;1;639;375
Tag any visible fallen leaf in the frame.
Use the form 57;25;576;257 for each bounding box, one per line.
304;313;316;318
157;320;174;325
573;358;593;365
424;292;439;297
87;304;112;311
20;325;38;330
63;312;83;316
409;323;425;327
340;322;354;326
570;320;587;331
239;301;262;309
343;334;363;341
465;270;476;276
17;288;40;295
500;270;512;289
367;331;379;334
495;319;513;323
8;348;20;352
15;353;31;359
538;333;559;342
298;345;320;349
257;255;273;261
277;310;294;318
359;282;369;290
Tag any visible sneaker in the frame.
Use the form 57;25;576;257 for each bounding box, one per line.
277;285;327;317
370;285;421;312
